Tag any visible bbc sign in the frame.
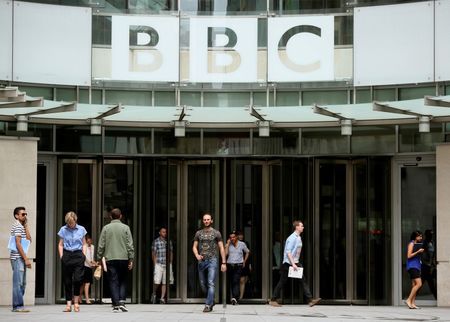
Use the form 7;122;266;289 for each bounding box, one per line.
111;16;334;83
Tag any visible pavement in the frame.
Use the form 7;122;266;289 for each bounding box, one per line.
1;303;450;322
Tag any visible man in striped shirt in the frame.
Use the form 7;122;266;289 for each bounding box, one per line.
10;206;32;312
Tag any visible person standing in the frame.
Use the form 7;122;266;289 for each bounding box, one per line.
225;231;250;305
151;227;173;304
57;211;87;313
10;206;32;313
269;220;321;307
97;208;135;313
80;235;96;304
405;230;424;309
192;213;227;313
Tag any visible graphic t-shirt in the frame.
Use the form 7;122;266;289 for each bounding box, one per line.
194;228;223;260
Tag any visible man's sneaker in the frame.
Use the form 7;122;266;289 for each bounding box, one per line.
308;298;322;307
231;298;238;305
160;298;166;304
12;308;30;313
119;304;128;312
151;294;157;304
112;306;120;313
269;300;282;307
203;305;212;312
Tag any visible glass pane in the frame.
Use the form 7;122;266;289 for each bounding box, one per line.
374;88;396;102
399;124;442;153
105;90;152;106
29;123;53;152
399;87;435;101
354;89;371;103
180;92;201;107
56;126;101;153
401;167;437;301
302;128;348;155
56;88;77;101
129;0;177;12
203;92;250;107
155;91;176;106
276;92;299;106
302;90;348;105
154;129;201;154
92;15;111;46
203;130;251;155
353;161;367;300
335;15;353;46
79;89;103;104
319;163;346;299
19;86;53;100
187;163;217;299
102;162;135;301
180;0;265;13
230;164;263;299
35;164;47;298
253;92;268;107
351;126;396;154
253;129;298;154
105;127;152;154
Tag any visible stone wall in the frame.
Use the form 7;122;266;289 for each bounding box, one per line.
0;136;37;307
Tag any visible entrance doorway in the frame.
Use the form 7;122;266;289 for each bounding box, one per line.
314;158;391;304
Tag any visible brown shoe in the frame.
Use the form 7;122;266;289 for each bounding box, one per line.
308;298;321;307
269;300;282;307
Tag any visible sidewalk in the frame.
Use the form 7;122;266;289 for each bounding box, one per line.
1;304;450;322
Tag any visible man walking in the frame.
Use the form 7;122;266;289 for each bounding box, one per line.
192;213;227;313
151;227;173;304
97;208;134;313
269;220;321;307
10;207;32;312
225;230;250;305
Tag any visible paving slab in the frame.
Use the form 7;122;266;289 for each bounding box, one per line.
1;304;450;322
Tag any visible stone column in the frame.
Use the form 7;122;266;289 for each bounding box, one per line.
0;136;37;307
436;143;450;307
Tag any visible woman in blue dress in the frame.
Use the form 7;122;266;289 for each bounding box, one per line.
405;230;424;309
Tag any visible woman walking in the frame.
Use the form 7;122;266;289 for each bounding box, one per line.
405;230;424;309
58;211;87;312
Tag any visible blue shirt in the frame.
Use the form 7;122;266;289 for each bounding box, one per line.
283;231;302;265
227;241;249;264
406;240;422;271
58;224;87;251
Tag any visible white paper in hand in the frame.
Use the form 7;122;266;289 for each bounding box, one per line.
288;266;303;279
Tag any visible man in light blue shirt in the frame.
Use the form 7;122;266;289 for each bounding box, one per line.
269;220;321;307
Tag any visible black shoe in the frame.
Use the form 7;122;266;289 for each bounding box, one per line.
112;306;120;313
203;305;212;313
119;304;128;312
231;298;237;305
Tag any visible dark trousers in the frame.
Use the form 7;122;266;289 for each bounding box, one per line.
61;250;85;301
271;263;312;302
421;264;437;299
227;264;242;299
107;260;129;306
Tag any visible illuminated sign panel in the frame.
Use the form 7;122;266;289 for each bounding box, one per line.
268;16;334;82
111;16;179;82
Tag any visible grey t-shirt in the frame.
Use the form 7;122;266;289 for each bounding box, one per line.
194;228;223;260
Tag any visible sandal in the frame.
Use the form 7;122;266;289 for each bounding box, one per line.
74;304;80;312
63;305;72;312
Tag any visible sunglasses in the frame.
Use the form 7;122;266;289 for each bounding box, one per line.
20;213;28;216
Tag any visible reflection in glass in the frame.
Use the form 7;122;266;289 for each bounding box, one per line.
351;126;395;154
253;129;298;155
401;167;436;301
105;127;152;154
203;130;250;155
399;124;442;153
302;128;347;155
154;129;201;154
56;126;101;153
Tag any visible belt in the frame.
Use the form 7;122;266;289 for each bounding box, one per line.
63;249;82;253
228;263;243;267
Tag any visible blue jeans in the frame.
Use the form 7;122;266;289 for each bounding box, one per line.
198;258;218;306
11;258;27;310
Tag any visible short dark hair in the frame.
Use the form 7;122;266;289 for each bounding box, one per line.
13;207;25;218
110;208;122;219
410;230;422;241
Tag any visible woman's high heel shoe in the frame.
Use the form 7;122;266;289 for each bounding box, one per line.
74;304;80;312
63;305;72;312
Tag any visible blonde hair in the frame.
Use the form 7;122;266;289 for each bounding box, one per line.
65;211;78;225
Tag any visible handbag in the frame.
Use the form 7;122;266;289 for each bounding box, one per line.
94;265;102;280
